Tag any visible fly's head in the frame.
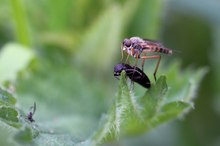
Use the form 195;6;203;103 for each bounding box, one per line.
122;38;133;56
122;38;142;57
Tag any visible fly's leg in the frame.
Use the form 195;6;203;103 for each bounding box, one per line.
125;54;130;64
140;55;161;81
121;44;124;62
141;59;145;71
133;49;140;68
141;52;147;71
126;47;135;64
131;52;140;80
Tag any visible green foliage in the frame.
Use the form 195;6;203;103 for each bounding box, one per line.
14;127;33;143
0;88;16;106
0;0;213;145
93;67;206;144
0;60;206;145
9;0;31;46
0;43;34;84
0;88;21;128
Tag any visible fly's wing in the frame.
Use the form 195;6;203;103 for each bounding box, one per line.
143;38;162;44
140;39;165;49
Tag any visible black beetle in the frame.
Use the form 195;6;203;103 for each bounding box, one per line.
114;63;151;88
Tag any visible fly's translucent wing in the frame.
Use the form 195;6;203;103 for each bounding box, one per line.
141;39;165;48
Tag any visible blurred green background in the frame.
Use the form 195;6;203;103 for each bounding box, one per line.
0;0;220;146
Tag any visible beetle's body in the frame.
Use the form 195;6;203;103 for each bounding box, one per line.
114;63;151;88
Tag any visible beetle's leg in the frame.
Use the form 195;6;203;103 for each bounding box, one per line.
140;55;161;81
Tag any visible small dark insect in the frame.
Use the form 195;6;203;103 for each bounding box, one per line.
121;36;172;80
114;63;151;88
27;102;36;122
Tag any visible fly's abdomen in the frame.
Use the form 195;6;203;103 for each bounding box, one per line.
155;47;172;54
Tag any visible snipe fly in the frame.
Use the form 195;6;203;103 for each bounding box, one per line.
121;36;172;80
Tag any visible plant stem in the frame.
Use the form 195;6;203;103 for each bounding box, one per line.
9;0;31;47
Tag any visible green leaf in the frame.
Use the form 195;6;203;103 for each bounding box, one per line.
0;107;18;122
0;43;34;84
9;0;31;46
140;76;168;119
93;74;168;142
93;63;206;143
0;125;15;146
127;0;164;38
75;5;122;68
93;71;130;142
164;62;208;103
75;0;140;69
0;88;16;106
0;107;21;128
14;127;33;144
33;133;81;146
149;101;192;127
0;59;206;145
0;0;208;146
0;88;22;129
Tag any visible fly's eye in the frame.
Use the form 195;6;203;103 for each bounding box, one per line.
123;39;131;47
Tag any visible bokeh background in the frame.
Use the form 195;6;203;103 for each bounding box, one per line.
0;0;220;146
